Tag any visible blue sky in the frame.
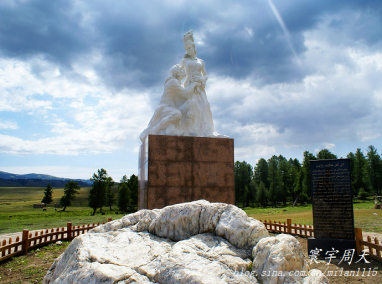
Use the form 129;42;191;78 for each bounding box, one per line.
1;0;382;181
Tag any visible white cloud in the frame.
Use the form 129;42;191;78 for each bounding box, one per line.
1;2;382;175
235;145;276;161
0;120;18;129
322;143;335;149
206;16;382;158
0;53;110;113
222;121;280;143
0;89;152;156
358;130;381;142
0;50;156;156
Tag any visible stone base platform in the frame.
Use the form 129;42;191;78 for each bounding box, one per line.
138;135;234;210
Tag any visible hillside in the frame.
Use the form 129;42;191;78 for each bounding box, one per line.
0;178;92;188
0;171;92;187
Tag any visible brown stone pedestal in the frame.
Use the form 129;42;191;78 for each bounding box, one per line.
138;135;234;210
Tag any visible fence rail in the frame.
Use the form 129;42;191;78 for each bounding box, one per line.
0;218;112;262
355;227;382;262
259;219;314;237
1;217;381;263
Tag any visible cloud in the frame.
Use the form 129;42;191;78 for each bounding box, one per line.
1;0;381;92
205;11;382;158
0;0;91;66
0;89;152;156
322;143;336;150
1;0;382;176
0;120;18;129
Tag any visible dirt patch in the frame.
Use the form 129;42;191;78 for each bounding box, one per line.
0;237;381;283
0;241;70;284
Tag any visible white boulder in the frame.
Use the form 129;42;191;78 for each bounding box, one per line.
43;229;256;283
252;234;327;284
43;200;328;284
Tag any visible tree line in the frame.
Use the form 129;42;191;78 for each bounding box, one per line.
41;168;138;214
235;145;382;208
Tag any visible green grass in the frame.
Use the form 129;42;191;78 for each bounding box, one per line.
0;242;70;283
0;186;100;212
0;186;127;234
0;210;126;234
244;199;381;233
1;186;381;234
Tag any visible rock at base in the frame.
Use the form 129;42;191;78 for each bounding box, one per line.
43;200;328;284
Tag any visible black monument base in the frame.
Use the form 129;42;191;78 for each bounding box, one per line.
308;238;357;258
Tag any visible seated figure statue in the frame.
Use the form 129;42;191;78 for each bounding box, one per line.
139;64;200;142
140;30;228;142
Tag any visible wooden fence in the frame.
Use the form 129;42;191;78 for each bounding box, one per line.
0;218;112;263
260;219;382;262
260;219;314;237
354;228;382;262
1;217;381;263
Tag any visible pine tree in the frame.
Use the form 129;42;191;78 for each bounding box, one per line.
254;158;269;189
279;158;291;205
118;177;131;213
293;170;303;206
316;149;337;160
41;184;53;204
105;176;116;211
302;151;316;199
257;181;268;207
268;157;280;207
366;145;382;194
248;179;257;207
127;174;138;209
60;181;80;211
234;161;253;207
88;168;110;215
353;148;367;196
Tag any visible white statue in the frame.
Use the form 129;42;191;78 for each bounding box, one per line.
140;30;227;142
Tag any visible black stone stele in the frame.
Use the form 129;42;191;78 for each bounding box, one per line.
308;159;356;257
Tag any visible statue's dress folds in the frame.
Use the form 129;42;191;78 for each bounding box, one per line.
180;57;216;137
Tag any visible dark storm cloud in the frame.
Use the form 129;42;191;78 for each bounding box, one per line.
1;0;382;91
0;0;91;67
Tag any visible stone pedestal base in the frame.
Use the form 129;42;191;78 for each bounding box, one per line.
138;135;234;210
307;238;357;258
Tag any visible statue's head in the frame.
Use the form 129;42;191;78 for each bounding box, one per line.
170;64;186;80
182;30;197;58
165;64;186;85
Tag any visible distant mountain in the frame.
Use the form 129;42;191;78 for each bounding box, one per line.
0;171;62;180
0;171;92;187
0;178;92;187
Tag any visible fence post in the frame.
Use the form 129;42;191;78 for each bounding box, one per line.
355;228;363;256
1;240;5;257
287;219;292;234
375;237;381;257
107;217;112;222
22;230;29;255
67;222;72;241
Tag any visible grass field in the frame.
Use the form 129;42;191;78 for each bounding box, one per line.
0;186;126;234
244;200;381;233
1;186;381;234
